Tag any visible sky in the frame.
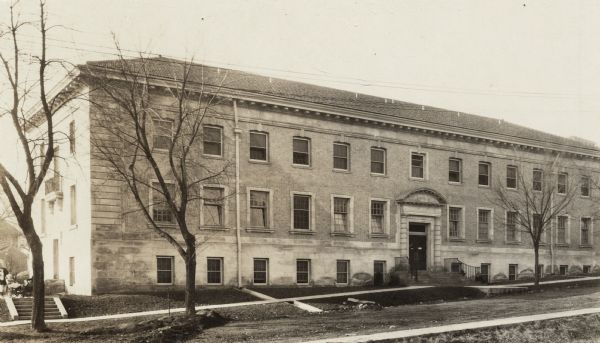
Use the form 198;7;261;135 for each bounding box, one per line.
1;0;600;164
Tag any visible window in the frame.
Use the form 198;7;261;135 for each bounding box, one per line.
207;258;223;284
153;119;173;150
448;207;462;238
557;216;568;244
583;265;591;274
508;264;518;281
581;218;591;245
249;190;269;228
253;258;268;284
333;197;350;232
373;261;386;286
333;143;350;170
296;259;310;285
203;187;224;227
69;257;75;286
249;131;268;161
151;182;175;224
370;200;386;234
533;169;543;191
533;214;544;242
581;176;590;197
336;260;349;284
70;185;77;226
478;162;491;186
371;148;386;174
293;194;311;230
478;209;491;240
448;158;461;183
411;153;425;179
40;199;46;235
69;121;75;154
559;265;568;276
480;263;490;283
506;211;518;242
557;173;567;194
538;264;545;278
292;137;310;165
203;126;223;156
506;165;517;189
157;256;174;284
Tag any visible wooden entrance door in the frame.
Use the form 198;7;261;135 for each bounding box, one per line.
409;223;427;270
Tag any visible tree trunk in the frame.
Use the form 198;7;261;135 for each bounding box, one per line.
23;219;46;331
184;244;196;316
533;245;540;290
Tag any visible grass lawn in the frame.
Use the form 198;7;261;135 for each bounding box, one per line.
306;286;485;309
397;314;600;343
61;287;258;318
248;285;387;298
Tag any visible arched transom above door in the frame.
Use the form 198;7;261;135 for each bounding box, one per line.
396;188;447;207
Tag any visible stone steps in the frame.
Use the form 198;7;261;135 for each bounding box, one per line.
8;297;67;320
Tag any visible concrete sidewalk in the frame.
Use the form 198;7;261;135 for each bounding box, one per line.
0;285;432;327
304;306;600;343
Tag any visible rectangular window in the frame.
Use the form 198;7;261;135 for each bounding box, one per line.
371;148;386;174
581;218;591;245
292;137;310;165
203;187;224;227
371;201;386;234
207;257;223;284
448;207;462;238
581;176;590;197
153;119;173;150
336;260;349;284
69;121;75;154
506;211;518;242
333;143;350;170
557;173;567;194
533;169;543;191
293;194;311;230
559;265;568;276
480;263;490;283
533;214;544;242
411;153;425;179
69;257;75;286
152;182;175;224
448;158;461;183
70;185;77;226
478;162;491;186
296;259;310;285
333;197;349;232
373;261;386;286
249;131;268;161
478;209;491;240
157;256;174;284
249;190;269;228
557;216;568;244
253;258;268;284
506;165;517;189
583;265;591;274
41;199;46;235
203;126;223;156
508;264;518;281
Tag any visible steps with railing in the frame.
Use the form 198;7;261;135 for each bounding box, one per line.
444;258;481;281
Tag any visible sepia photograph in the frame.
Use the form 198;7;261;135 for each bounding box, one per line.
0;1;599;342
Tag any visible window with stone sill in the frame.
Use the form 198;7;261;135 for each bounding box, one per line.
336;260;349;284
151;182;175;224
506;165;517;189
478;209;491;240
448;158;461;183
152;119;173;151
370;200;386;234
370;148;386;174
333;197;350;232
581;176;591;197
296;259;310;285
557;216;568;244
581;218;591;245
249;190;269;228
449;207;462;238
506;211;518;242
293;194;311;230
293;137;310;166
156;256;174;284
253;258;268;285
478;162;491;186
203;125;223;156
250;131;268;161
533;169;543;191
411;153;425;179
333;142;350;170
207;257;223;284
203;187;225;227
557;173;568;194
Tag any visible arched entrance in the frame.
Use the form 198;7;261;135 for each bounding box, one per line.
396;188;447;272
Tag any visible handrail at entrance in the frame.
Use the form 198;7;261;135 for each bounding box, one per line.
444;257;481;280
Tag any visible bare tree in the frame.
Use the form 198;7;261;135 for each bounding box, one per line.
0;1;76;331
490;154;579;288
84;52;231;316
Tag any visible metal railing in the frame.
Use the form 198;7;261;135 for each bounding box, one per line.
444;257;481;280
44;176;61;194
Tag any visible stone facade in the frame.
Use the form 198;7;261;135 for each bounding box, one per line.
31;59;600;295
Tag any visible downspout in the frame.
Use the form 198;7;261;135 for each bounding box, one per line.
233;99;242;287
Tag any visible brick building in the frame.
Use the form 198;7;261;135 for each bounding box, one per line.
30;58;599;295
